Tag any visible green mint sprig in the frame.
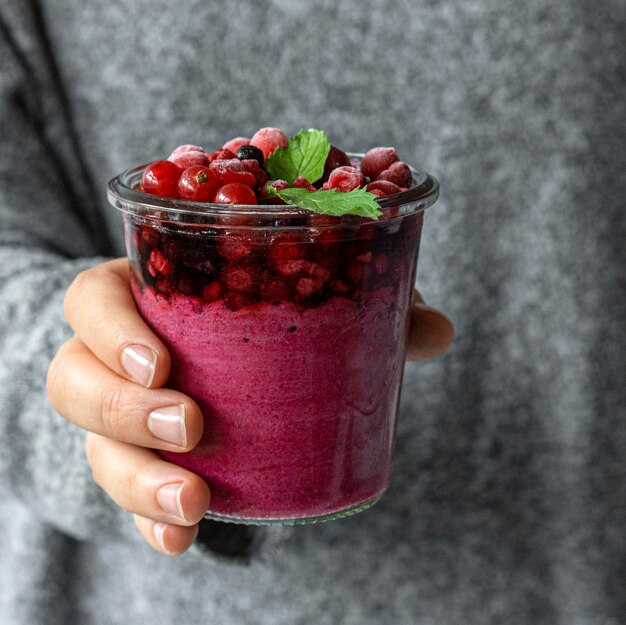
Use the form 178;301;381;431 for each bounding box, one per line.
266;186;382;220
265;128;331;185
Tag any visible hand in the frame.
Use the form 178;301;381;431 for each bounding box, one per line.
47;259;453;557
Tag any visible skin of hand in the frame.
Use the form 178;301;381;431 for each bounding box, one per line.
46;258;454;556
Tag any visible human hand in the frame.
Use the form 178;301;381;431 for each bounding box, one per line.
47;259;452;557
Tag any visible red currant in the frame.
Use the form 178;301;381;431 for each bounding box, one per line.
141;161;182;198
178;166;221;202
214;183;258;205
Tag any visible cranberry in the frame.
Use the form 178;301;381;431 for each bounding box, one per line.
321;145;351;183
249;127;288;159
214;183;258;205
360;147;399;180
377;161;413;188
293;176;317;192
222;136;250;154
141;161;182;198
178;166;221;202
236;144;265;168
366;180;402;196
323;166;364;192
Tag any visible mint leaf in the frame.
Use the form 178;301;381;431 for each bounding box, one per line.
275;187;383;219
265;129;331;185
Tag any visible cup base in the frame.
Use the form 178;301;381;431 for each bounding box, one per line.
203;495;382;526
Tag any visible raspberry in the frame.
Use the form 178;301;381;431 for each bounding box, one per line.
217;233;253;261
141;161;182;198
321;145;351;183
224;292;255;311
149;248;173;276
255;169;269;190
261;179;290;204
168;150;210;170
366;180;402;196
222;137;250;154
292;176;317;192
360;147;399;180
377;161;413;188
214;183;258;205
178;166;221;202
140;226;160;246
221;266;254;293
168;144;203;159
206;148;237;163
323;166;364;192
236;144;265;168
258;274;292;303
176;273;198;295
249;127;288;159
295;277;324;298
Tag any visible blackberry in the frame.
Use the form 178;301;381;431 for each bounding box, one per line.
237;144;265;168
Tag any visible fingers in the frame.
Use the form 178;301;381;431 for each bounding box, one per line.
86;433;209;556
64;258;170;388
47;337;203;451
406;289;454;361
134;515;199;556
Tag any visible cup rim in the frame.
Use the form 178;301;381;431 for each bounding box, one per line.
107;153;439;224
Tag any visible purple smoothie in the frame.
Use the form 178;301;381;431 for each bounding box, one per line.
132;283;411;520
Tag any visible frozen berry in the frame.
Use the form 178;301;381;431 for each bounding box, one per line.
321;145;351;182
168;150;210;170
292;176;317;192
218;233;253;261
295;277;324;298
250;127;288;159
323;166;364;192
141;161;182;198
360;147;400;180
206;148;237;163
209;159;257;187
261;179;290;204
366;180;402;196
140;226;160;246
222;137;250;154
377;161;413;188
221;266;254;293
236;144;265;168
178;166;221;202
214;183;258;205
168;144;203;159
149;248;173;276
255;169;269;190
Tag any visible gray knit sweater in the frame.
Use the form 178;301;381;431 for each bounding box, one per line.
0;1;624;624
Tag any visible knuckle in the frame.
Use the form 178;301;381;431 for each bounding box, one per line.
99;386;127;440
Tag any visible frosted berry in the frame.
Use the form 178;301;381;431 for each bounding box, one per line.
168;150;210;170
168;144;203;159
209;159;257;187
324;166;364;192
206;148;237;163
214;183;258;205
377;161;413;188
222;136;250;154
178;166;221;202
236;144;265;168
141;161;182;198
249;127;288;159
360;147;399;180
292;176;317;192
221;266;254;293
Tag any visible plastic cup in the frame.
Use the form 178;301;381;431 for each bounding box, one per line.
107;156;439;524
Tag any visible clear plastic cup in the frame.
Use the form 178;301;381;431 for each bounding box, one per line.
107;156;439;524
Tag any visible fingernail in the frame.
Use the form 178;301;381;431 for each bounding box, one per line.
153;522;169;551
148;404;187;447
156;482;186;522
121;344;157;387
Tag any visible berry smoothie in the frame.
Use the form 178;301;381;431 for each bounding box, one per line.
109;128;439;523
